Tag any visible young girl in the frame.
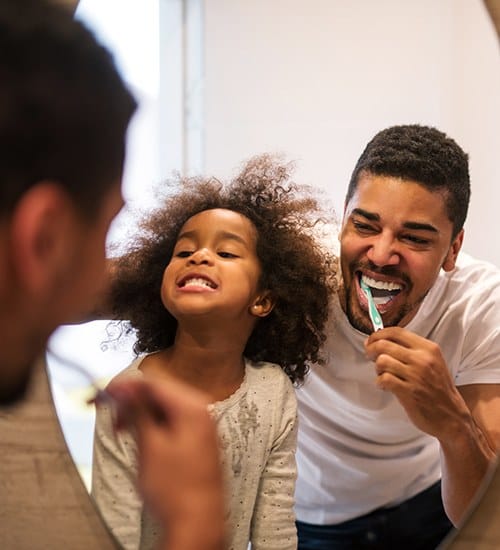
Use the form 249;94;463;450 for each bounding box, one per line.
91;154;336;550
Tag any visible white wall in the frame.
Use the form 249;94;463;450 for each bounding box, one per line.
202;0;500;266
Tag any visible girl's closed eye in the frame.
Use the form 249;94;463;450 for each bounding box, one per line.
218;251;239;258
175;249;194;258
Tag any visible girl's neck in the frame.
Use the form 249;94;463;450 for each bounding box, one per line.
140;338;247;404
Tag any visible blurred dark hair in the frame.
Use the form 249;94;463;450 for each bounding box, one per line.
0;0;137;218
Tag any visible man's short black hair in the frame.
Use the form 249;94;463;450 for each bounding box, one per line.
346;124;470;238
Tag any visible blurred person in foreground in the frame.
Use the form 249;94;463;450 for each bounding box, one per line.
0;1;225;548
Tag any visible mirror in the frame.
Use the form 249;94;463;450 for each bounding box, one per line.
44;1;500;548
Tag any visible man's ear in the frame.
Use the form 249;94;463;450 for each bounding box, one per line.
249;291;275;318
10;182;76;294
442;229;464;272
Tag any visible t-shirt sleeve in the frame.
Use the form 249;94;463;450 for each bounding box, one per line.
452;260;500;386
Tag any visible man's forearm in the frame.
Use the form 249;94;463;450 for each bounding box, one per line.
440;416;497;526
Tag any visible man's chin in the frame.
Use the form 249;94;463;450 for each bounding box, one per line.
347;303;414;333
345;305;373;335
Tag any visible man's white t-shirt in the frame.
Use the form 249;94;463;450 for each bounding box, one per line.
295;252;500;524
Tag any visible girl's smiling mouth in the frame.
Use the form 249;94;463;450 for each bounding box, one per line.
178;274;218;290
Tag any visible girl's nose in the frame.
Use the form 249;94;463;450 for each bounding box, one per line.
188;248;213;265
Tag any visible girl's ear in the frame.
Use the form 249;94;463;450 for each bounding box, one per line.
249;291;275;318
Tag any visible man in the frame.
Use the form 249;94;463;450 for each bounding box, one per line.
0;1;224;548
295;124;500;549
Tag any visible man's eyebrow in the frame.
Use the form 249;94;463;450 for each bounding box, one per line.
402;221;439;233
351;208;379;221
352;208;439;233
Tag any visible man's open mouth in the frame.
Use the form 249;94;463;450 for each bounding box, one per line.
359;274;402;306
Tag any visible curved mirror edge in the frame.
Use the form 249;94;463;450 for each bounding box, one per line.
439;458;500;548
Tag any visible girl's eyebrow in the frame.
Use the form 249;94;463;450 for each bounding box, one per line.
176;229;249;245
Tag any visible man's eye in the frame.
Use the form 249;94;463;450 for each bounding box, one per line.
403;235;430;246
353;221;376;233
218;251;238;258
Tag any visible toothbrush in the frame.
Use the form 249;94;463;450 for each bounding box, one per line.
46;347;167;422
360;279;384;332
46;346;113;405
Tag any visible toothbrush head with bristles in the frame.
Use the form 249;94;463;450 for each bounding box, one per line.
360;279;384;332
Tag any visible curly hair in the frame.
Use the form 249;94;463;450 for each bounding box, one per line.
108;154;337;385
346;124;470;239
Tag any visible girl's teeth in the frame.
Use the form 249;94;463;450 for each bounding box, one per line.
184;278;213;288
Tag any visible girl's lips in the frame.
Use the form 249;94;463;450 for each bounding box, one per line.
177;273;218;290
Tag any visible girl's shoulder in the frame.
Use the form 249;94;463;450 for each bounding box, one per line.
244;358;296;395
209;359;297;418
109;355;146;383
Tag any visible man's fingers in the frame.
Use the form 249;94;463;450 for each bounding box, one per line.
365;338;413;365
366;326;424;348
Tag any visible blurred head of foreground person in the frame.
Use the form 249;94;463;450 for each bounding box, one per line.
0;0;136;405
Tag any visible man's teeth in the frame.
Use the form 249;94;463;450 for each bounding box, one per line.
361;275;402;292
183;278;215;289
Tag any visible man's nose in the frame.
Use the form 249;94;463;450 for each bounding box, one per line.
366;234;400;266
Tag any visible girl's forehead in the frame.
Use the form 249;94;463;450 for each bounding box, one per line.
179;208;257;239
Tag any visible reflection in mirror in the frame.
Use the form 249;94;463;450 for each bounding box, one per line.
45;1;500;549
